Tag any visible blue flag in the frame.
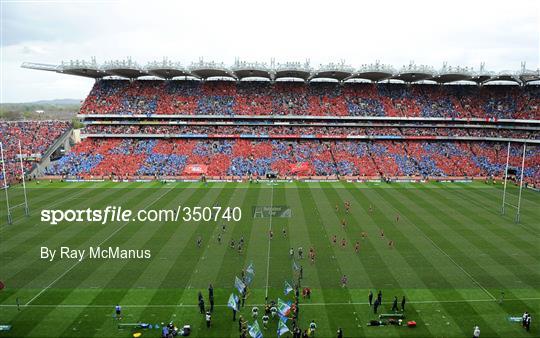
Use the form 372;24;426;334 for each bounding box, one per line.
245;273;254;285
278;313;288;323
245;263;255;285
277;298;291;316
284;281;294;295
277;319;289;337
235;276;246;294
292;261;300;271
248;320;263;338
227;293;239;311
246;262;255;276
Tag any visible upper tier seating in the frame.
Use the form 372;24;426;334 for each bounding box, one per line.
80;80;540;119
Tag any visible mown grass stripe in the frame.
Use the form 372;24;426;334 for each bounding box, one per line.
376;187;511;338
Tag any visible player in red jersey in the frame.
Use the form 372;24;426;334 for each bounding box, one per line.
309;247;316;264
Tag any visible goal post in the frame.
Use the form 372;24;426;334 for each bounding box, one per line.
501;141;510;215
0;140;31;225
0;142;13;224
18;140;30;216
515;142;526;223
500;141;527;223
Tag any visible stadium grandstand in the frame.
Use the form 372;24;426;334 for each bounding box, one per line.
18;59;540;188
0;121;71;186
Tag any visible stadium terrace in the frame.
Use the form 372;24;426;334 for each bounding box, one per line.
8;59;539;189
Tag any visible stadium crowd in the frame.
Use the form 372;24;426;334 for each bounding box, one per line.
80;80;540;119
45;138;540;187
3;82;538;188
82;124;538;139
0;121;70;184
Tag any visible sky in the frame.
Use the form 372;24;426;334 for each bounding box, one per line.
0;0;539;103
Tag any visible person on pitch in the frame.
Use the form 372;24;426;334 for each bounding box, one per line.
309;247;316;263
115;304;122;320
252;306;259;319
473;325;480;338
309;320;317;336
237;241;243;254
392;296;398;312
262;314;269;329
205;311;211;328
198;296;205;314
270;304;278;318
341;274;348;288
373;298;380;314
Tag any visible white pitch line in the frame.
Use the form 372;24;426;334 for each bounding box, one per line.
416;228;496;301
264;184;274;298
3;297;540;309
380;195;497;301
24;186;176;306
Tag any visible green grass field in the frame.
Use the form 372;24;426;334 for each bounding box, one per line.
0;181;538;338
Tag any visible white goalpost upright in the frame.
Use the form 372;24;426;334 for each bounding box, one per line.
18;140;30;217
0;142;12;224
501;141;527;223
515;142;527;223
0;140;30;225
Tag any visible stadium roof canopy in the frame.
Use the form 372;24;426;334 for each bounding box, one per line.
231;61;274;80
189;60;237;79
146;60;195;79
429;64;474;83
101;59;149;78
21;58;540;85
392;63;435;82
310;62;354;81
274;62;312;81
345;63;395;81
